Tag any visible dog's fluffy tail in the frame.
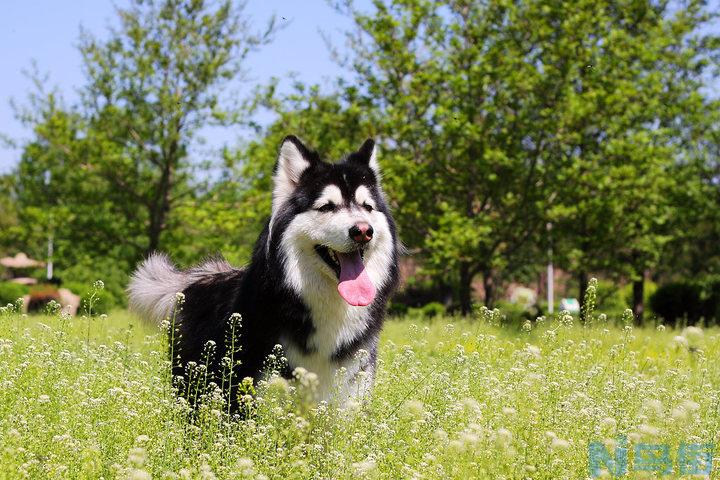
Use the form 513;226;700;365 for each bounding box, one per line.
128;253;187;323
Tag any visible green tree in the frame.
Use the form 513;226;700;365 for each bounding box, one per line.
10;0;277;294
546;1;716;321
333;0;586;312
334;0;717;315
0;175;19;257
662;102;720;282
76;0;276;255
14;0;277;265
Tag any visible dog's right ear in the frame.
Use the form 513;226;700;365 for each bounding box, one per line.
272;136;313;211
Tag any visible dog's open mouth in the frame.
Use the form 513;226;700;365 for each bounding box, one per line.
314;245;376;307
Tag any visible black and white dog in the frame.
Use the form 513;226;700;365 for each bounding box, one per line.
128;136;399;406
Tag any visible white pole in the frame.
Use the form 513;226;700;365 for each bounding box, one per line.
47;234;53;280
547;222;554;314
44;170;53;281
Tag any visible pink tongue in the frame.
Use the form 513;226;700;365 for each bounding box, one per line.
337;251;376;306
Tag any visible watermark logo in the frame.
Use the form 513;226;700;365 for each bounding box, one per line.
588;436;713;477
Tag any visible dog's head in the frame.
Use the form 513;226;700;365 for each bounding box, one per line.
267;136;397;307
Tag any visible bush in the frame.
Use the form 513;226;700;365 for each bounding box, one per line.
64;281;116;316
594;279;625;311
407;302;447;320
387;301;409;317
60;255;130;308
393;276;454;309
420;302;445;318
649;282;703;325
0;282;29;306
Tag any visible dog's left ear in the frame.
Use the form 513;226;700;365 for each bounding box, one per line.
349;138;381;176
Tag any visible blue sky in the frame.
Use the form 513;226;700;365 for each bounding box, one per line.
0;1;367;173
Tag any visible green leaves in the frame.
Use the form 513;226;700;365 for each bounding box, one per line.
5;0;278;294
329;0;719;312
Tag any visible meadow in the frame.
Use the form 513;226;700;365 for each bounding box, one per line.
0;298;718;479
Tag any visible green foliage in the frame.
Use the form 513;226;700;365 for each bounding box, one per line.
64;281;116;316
407;301;446;319
650;278;720;326
61;256;130;308
392;274;455;311
2;0;720;325
386;301;409;317
703;278;720;322
0;176;19;256
332;0;718;314
0;282;28;306
593;279;626;312
9;0;278;284
620;280;657;311
494;300;531;325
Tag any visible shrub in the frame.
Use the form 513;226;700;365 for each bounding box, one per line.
0;282;29;306
407;302;447;320
393;276;454;309
64;281;116;316
420;302;445;318
387;301;409;317
60;255;129;308
495;300;545;327
595;279;626;311
649;282;703;326
700;277;720;324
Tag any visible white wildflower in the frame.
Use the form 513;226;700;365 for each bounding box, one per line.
495;428;513;447
526;344;541;358
402;400;425;420
682;326;704;346
601;417;617;431
638;424;660;437
672;335;689;348
681;399;700;412
551;438;570;450
352;458;378;476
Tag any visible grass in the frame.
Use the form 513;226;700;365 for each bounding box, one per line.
0;303;718;479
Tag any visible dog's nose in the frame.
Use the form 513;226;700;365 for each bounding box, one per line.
349;222;373;244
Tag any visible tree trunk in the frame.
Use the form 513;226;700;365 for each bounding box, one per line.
632;274;645;325
145;147;175;256
146;193;170;255
578;271;588;320
458;262;473;316
146;215;163;255
483;270;495;309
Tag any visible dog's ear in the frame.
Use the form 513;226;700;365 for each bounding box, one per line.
348;138;380;176
273;136;314;208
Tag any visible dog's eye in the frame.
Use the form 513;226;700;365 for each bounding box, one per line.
316;203;336;213
363;203;374;213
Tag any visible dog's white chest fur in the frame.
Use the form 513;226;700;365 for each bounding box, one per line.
282;287;374;400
